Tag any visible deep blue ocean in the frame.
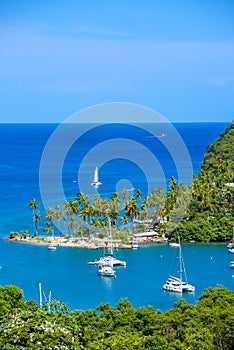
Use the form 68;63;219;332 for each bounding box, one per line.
0;122;233;311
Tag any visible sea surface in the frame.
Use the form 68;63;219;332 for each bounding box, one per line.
0;122;233;311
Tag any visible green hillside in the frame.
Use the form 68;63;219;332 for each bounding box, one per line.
177;121;234;242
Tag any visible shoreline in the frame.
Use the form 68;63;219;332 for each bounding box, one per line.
3;235;165;249
3;235;228;249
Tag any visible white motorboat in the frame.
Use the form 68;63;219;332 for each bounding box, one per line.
169;242;180;247
229;261;234;269
163;237;195;293
91;167;102;187
47;245;56;251
97;265;116;277
229;248;234;254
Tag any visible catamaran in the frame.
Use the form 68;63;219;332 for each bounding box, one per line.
88;220;126;267
91;167;102;187
163;237;195;293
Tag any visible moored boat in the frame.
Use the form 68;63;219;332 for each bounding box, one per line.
88;254;126;267
97;265;116;277
163;237;195;293
169;242;180;247
47;245;56;251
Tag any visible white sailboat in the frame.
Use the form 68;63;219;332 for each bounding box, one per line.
91;167;102;187
163;237;195;293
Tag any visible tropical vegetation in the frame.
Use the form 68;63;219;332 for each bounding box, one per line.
0;284;233;349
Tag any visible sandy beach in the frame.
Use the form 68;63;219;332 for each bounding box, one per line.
3;235;165;249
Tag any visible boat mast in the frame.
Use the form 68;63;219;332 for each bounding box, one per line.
178;237;183;281
109;219;113;255
39;282;42;308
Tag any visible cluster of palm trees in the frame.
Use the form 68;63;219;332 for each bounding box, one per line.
27;177;185;241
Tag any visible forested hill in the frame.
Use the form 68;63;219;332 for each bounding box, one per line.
178;120;234;242
200;121;234;185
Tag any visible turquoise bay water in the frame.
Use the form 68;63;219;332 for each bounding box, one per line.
0;239;233;311
0;122;233;311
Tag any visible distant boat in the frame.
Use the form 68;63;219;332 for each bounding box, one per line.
47;245;56;251
88;253;126;267
163;237;195;293
131;237;139;249
227;227;234;250
229;261;234;269
169;242;180;247
229;248;234;254
97;265;116;277
91;167;102;187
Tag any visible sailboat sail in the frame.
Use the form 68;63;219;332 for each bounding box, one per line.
91;167;102;186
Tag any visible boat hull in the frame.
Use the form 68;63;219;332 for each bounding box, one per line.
97;266;116;277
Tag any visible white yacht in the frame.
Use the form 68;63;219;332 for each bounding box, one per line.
163;237;195;293
47;245;56;251
229;261;234;269
169;242;180;247
97;265;116;277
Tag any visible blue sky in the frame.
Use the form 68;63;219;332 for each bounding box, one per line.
0;0;234;122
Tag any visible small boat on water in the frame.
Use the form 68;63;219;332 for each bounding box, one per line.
229;261;234;269
47;245;57;251
131;237;139;249
227;227;234;250
97;265;116;277
163;237;195;293
91;167;102;187
229;248;234;254
169;242;180;247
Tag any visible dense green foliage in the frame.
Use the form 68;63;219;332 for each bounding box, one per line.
176;121;234;242
0;285;233;349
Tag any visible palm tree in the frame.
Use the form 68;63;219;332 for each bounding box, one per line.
33;210;41;236
54;205;62;233
76;192;85;206
69;199;79;215
45;208;55;236
110;192;120;227
124;197;139;232
68;217;78;236
135;189;143;203
28;198;38;236
20;229;29;239
44;222;52;236
120;189;129;202
121;215;128;225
